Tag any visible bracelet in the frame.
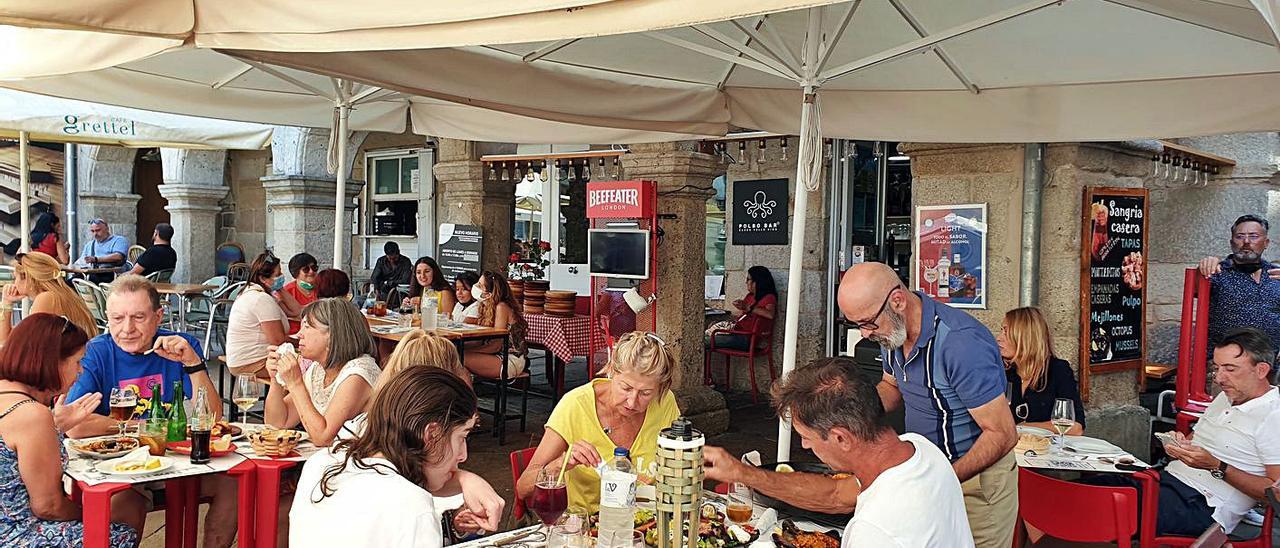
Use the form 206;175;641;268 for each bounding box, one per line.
183;362;208;374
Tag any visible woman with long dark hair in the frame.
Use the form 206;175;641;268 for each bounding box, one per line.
225;251;290;377
462;271;527;379
290;368;503;547
29;213;69;264
0;314;146;546
451;272;481;324
406;256;457;314
705;265;778;352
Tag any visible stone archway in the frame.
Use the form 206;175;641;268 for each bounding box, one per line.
76;145;141;249
159;149;229;283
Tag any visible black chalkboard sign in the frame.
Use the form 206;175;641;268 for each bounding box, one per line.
437;224;483;281
1079;187;1148;398
731;178;789;245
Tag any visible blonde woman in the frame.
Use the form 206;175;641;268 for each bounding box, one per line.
339;330;470;440
0;252;96;344
515;332;681;511
995;307;1085;434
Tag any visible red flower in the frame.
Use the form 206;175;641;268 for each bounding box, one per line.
508;253;520;263
539;241;551;251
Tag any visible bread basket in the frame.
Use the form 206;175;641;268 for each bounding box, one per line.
248;428;303;457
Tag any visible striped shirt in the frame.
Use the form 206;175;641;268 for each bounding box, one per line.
880;293;1006;461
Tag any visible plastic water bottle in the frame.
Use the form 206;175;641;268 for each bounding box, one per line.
421;294;439;330
363;286;377;311
598;447;636;548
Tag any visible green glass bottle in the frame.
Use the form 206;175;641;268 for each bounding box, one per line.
149;381;167;421
166;380;188;442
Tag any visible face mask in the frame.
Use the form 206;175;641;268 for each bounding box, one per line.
298;280;314;291
271;277;285;292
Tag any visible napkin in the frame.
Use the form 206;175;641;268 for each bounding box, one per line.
741;450;762;467
104;447;153;472
273;343;297;387
754;508;779;534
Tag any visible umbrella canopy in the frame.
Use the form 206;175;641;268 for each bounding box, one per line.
0;88;271;149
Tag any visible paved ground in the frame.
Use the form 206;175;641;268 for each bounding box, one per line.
137;353;1277;547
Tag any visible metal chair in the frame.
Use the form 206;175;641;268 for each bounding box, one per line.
183;281;247;357
127;245;146;264
226;262;250;284
145;269;174;283
72;278;109;333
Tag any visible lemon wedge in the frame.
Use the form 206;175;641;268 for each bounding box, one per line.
211;434;232;452
775;463;795;473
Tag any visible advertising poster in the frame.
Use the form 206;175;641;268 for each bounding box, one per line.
1080;188;1148;379
436;224;482;280
913;204;987;309
731;178;790;245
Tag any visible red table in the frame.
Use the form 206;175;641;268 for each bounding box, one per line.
250;458;301;548
524;313;595;398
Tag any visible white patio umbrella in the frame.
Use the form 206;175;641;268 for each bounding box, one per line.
6;0;1280;461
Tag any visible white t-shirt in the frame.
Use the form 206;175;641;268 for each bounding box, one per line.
291;446;442;548
225;285;289;368
841;433;974;548
1167;387;1280;532
452;300;481;323
302;355;381;414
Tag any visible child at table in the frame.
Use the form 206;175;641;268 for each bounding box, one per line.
0;314;145;547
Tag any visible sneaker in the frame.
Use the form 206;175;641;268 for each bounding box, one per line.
1241;507;1265;527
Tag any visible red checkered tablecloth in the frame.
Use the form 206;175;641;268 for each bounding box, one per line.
525;313;593;362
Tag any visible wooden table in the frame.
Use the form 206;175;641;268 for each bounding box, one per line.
61;265;120;276
154;283;218;332
365;314;522;443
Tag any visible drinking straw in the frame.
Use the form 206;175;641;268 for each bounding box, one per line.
556;449;572;485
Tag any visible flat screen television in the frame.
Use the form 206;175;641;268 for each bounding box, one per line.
588;229;650;279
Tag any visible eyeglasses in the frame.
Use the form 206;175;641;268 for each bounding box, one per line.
1233;233;1266;243
1014;402;1029;421
59;315;74;334
645;332;667;346
846;287;899;331
87;218;106;226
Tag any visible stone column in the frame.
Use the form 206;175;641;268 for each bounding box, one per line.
622;142;730;434
159;149;229;283
433;138;514;274
76;145;141;250
263;127;368;271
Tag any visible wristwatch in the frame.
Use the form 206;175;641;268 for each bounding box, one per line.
183;362;208;375
1211;460;1229;480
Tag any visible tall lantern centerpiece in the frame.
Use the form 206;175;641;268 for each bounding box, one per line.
654;417;705;548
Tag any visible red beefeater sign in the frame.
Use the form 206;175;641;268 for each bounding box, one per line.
586;180;652;218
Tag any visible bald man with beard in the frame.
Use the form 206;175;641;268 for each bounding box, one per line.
837;263;1018;548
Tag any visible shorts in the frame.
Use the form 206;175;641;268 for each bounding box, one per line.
506;353;527;377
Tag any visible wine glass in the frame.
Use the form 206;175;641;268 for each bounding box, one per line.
1051;398;1076;454
108;387;137;437
232;374;262;424
529;464;569;533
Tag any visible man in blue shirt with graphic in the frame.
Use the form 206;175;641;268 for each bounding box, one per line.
837;263;1018;548
77;218;131;284
66;276;240;548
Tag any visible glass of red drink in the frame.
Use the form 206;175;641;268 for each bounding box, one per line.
530;464;569;530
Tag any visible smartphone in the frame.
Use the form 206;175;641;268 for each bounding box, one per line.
1155;431;1182;448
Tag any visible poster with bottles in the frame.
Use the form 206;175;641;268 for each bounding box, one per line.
913;204;987;309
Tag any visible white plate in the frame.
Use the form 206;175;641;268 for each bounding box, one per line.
1062;436;1124;455
96;455;174;476
1017;426;1053;437
67;436;141;459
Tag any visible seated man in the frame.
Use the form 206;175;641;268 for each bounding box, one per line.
704;357;973;547
370;241;412;305
66;275;240;547
78;218;130;284
128;223;177;277
1158;327;1280;536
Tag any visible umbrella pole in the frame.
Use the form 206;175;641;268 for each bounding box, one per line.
333;101;351;270
775;88;818;463
18;131;29;253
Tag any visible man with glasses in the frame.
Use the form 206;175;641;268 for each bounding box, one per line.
1196;214;1280;352
835;262;1017;548
128;223;177;277
77;218;131;284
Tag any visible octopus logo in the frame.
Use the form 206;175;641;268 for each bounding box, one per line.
743;190;776;219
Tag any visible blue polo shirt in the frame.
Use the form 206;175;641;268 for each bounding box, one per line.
67;329;203;419
1208;258;1280;353
880;293;1006;462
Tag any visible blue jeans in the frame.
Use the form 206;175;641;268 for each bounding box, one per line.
705;333;751;352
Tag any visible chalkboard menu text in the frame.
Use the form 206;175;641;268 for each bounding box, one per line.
1079;187;1148;399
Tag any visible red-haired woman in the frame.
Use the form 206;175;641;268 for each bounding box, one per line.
0;314;146;546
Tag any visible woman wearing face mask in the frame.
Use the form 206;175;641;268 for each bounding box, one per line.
406;256;457;314
0;314;147;547
515;332;680;511
462;271;528;379
225;251;291;378
291;368;504;547
278;253;320;334
452;272;481;324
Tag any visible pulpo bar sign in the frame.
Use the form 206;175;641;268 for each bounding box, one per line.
1079;187;1148;391
586;180;654;219
62;115;138;137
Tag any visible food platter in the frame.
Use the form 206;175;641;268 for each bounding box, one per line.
593;505;760;548
753;462;854;527
234;422;309;443
95;455;174;476
68;436;140;459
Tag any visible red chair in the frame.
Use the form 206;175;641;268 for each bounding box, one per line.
704;318;776;404
509;447;539;521
1015;468;1140;547
1135;469;1275;548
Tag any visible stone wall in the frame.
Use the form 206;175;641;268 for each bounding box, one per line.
226;149;271;255
720;137;829;393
